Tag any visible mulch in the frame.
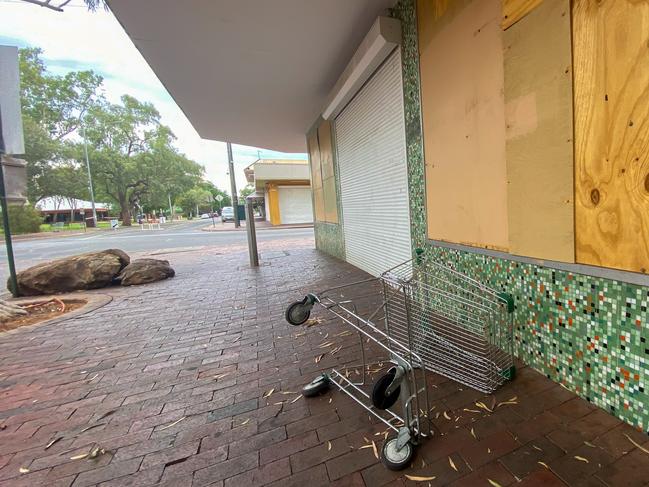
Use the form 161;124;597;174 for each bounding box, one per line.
0;298;86;333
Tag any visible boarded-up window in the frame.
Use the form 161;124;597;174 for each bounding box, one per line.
418;0;509;251
307;120;338;223
573;0;649;273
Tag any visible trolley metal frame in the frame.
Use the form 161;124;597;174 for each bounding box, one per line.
285;251;515;469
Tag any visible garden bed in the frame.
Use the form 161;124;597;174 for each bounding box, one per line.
0;298;87;333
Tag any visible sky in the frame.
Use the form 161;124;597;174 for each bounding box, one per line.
0;0;307;193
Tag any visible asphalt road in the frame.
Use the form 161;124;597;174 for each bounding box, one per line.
0;219;314;284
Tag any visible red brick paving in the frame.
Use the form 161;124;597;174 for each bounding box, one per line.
0;237;648;486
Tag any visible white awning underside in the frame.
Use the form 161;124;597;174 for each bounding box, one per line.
108;0;397;152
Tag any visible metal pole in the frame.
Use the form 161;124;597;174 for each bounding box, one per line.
227;142;240;228
82;124;98;227
168;193;174;221
0;155;18;297
245;200;258;267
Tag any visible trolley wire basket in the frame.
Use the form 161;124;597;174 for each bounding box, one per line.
382;250;515;394
284;249;515;470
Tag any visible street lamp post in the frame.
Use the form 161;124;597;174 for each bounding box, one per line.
82;124;98;227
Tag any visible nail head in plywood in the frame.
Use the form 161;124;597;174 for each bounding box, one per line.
504;0;575;262
573;0;649;273
502;0;544;30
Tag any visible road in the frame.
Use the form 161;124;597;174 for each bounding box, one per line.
0;219;314;284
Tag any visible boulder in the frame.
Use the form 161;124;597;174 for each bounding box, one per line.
12;249;130;296
117;258;175;286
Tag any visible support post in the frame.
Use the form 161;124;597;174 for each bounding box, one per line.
227;142;240;228
245;200;259;267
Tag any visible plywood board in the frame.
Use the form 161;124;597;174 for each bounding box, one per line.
306;130;325;221
504;0;574;262
501;0;543;30
317;120;335;181
419;0;510;251
573;0;649;273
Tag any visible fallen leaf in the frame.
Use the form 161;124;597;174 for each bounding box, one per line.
448;456;458;471
538;461;549;469
584;441;596;448
44;436;63;450
97;410;116;421
70;453;89;460
487;479;502;487
328;397;332;404
315;354;325;364
405;475;436;481
263;388;275;398
79;423;105;434
475;401;493;413
327;441;332;451
463;408;480;413
358;444;373;450
159;417;186;430
487;447;492;453
470;428;476;439
574;456;589;463
443;411;451;420
531;445;542;451
371;440;378;459
88;446;106;459
624;434;649;454
280;391;295;395
290;395;302;404
213;373;230;380
19;467;29;474
239;418;250;426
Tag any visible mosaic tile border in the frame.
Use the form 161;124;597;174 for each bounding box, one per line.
391;0;649;432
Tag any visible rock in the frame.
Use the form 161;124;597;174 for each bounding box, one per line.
117;258;175;286
12;249;130;296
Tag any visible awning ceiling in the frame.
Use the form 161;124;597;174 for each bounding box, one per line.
108;0;397;153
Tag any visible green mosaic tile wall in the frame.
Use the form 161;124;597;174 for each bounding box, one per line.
391;0;649;431
314;221;345;260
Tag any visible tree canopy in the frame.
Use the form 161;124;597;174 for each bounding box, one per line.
18;48;228;226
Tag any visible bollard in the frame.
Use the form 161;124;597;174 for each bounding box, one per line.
245;201;259;267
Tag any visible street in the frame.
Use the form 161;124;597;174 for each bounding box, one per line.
0;219;314;285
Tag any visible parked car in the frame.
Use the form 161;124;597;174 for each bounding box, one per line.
221;206;235;222
200;213;211;219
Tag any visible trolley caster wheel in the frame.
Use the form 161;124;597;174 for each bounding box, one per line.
371;368;401;410
381;436;414;471
302;374;331;397
285;298;313;326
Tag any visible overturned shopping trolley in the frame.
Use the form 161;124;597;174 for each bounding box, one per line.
285;250;515;470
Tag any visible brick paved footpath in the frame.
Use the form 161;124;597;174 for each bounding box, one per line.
0;237;648;486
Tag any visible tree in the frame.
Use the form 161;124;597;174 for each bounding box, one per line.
196;181;231;211
178;187;212;217
84;96;203;225
18;0;107;13
239;184;255;199
18;48;103;203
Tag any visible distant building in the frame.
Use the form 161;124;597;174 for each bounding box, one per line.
36;197;110;223
244;159;313;225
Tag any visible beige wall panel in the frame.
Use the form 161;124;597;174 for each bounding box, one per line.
419;0;510;251
504;0;574;262
573;0;649;273
501;0;543;30
307;131;322;190
323;176;338;223
317;120;335;181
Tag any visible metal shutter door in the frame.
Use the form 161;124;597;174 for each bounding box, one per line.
335;50;412;276
278;186;313;224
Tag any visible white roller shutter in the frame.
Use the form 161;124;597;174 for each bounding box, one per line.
335;49;411;276
278;186;313;224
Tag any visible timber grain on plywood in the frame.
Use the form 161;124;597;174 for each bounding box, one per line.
501;0;543;30
504;0;574;262
573;0;649;273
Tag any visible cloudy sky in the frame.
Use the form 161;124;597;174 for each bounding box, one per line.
0;0;306;192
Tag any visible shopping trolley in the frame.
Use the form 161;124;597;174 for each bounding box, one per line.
285;249;515;470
